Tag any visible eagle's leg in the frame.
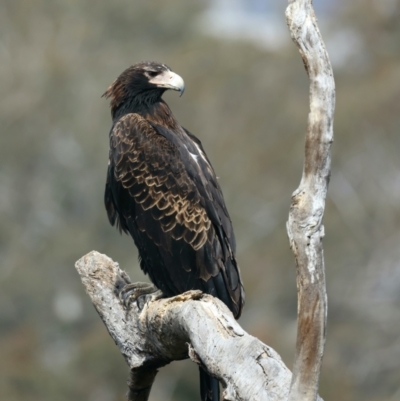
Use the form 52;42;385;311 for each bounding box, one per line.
119;282;163;310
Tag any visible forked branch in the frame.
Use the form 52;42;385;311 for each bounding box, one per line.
75;4;334;400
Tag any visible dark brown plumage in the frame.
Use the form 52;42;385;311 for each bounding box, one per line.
103;61;244;401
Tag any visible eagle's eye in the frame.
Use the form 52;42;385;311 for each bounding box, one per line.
147;71;159;78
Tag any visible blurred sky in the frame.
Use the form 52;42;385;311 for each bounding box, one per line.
198;0;346;50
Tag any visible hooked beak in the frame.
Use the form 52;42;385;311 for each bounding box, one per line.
149;70;185;96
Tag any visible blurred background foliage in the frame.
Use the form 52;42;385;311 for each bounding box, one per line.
1;0;400;400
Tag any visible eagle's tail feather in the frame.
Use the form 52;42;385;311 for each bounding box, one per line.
199;367;219;401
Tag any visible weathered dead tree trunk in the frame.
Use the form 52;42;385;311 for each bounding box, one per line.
76;251;306;401
75;2;334;400
285;1;335;401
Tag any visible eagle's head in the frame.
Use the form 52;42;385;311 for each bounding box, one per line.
103;62;185;116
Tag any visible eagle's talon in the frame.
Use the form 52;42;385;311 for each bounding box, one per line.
119;282;161;310
136;290;164;311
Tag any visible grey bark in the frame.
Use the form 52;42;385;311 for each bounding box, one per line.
75;251;323;401
285;1;335;401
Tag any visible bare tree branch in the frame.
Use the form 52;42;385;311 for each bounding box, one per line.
76;251;324;401
285;1;335;401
